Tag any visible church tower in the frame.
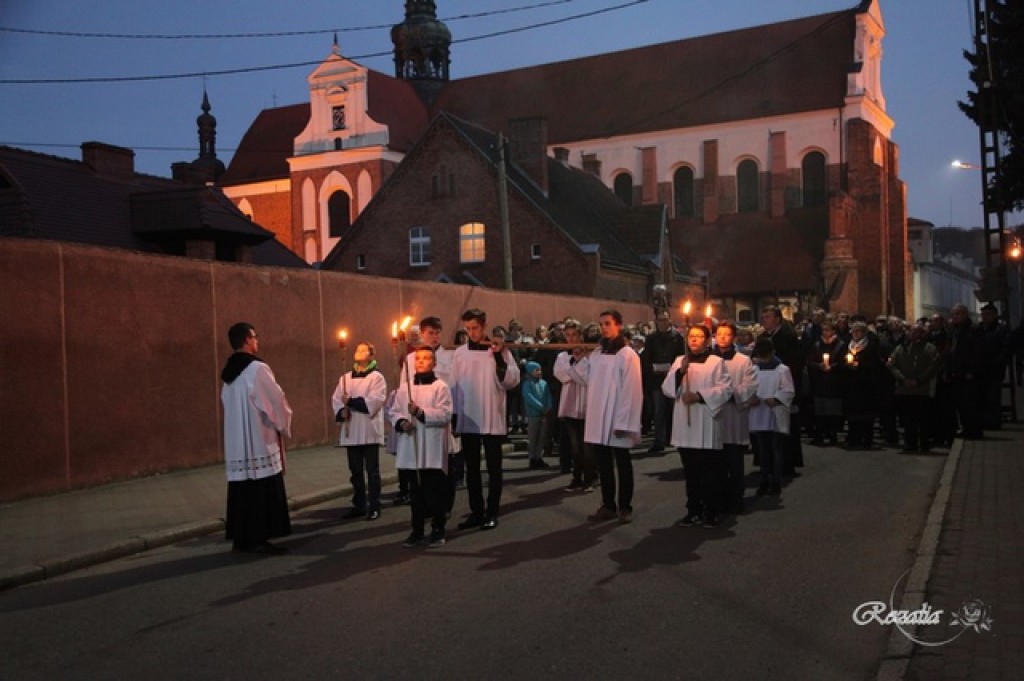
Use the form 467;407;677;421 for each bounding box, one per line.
172;90;226;184
391;0;451;105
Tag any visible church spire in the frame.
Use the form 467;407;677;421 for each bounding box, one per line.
390;0;451;105
172;90;225;184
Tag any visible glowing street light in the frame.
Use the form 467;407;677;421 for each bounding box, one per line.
951;159;980;170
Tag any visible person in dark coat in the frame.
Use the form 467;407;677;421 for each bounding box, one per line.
806;320;847;446
947;303;985;439
842;321;882;449
976;302;1010;430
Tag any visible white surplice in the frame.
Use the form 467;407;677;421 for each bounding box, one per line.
222;361;293;482
451;344;520;435
391;378;453;471
331;368;387;447
583;344;643;448
553;351;589;419
660;354;732;449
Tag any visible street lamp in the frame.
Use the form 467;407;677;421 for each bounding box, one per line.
951;159;981;170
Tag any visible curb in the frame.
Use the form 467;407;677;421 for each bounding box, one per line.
0;439;529;591
874;438;964;681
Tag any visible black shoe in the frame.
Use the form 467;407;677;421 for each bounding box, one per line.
393;494;409;506
535;459;550;469
756;484;771;496
427;529;446;548
251;541;288;555
401;532;424;548
342;507;366;519
769;484;782;496
365;509;381;521
481;516;499;530
677;514;702;528
457;515;482;530
702;515;720;528
647;444;665;454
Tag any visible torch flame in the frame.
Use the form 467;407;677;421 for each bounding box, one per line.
682;300;692;315
400;316;413;331
705;304;712;318
391;322;398;339
339;329;348;340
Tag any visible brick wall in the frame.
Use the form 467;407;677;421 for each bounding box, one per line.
0;237;652;501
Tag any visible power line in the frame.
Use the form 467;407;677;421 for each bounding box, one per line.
0;0;579;40
0;0;646;85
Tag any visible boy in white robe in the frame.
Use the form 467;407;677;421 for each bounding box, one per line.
450;308;520;530
584;310;643;523
221;323;293;554
332;342;388;521
712;321;759;514
662;324;732;528
748;337;796;496
553;319;598;492
392;347;454;548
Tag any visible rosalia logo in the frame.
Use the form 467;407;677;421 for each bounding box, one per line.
852;571;994;646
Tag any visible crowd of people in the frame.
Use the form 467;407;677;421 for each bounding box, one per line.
217;300;1020;553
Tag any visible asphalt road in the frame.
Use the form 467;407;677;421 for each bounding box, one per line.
0;445;943;680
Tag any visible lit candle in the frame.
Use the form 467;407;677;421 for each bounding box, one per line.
391;321;398;342
338;329;348;350
682;300;692;316
822;352;830;368
704;303;713;329
846;352;855;364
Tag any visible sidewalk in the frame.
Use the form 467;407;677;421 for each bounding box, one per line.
0;437;531;590
0;444;391;589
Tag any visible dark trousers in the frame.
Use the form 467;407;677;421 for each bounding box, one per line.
461;433;504;517
929;380;958;445
595;444;633;512
346;444;381;511
721;443;745;512
409;468;448;535
563;418;597;484
751;431;785;487
680;447;722;517
897;394;932;449
649;387;673;447
953;376;984;438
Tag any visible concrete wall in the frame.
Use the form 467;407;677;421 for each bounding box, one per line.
0;237;651;502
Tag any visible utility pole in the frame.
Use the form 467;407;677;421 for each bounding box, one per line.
497;132;513;290
972;0;1016;420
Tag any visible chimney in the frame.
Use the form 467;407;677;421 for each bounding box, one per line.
553;147;570;167
582;153;602;178
508;117;549;194
81;142;135;180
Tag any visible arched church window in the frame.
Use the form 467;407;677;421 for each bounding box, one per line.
673;166;694;217
614;172;633;206
328;191;351;238
737;159;759;213
802;151;827;207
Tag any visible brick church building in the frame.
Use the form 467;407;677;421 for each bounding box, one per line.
221;0;909;319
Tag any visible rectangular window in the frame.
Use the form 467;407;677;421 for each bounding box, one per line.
531;243;541;260
459;222;485;263
332;105;346;131
356;254;366;271
409;226;431;266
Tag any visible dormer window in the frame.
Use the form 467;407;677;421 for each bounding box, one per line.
332;105;346;131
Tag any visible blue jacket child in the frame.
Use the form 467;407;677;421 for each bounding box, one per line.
521;361;553;467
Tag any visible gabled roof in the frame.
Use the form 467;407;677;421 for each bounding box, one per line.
432;8;856;142
132;186;274;244
670;207;829;296
444;113;657;273
323;112;666;276
0;144;308;269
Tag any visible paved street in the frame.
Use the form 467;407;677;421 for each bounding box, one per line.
0;442;944;680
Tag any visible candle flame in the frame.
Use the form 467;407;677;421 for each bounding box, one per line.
391;321;398;338
400;316;413;331
705;304;712;317
339;329;348;340
682;300;692;315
